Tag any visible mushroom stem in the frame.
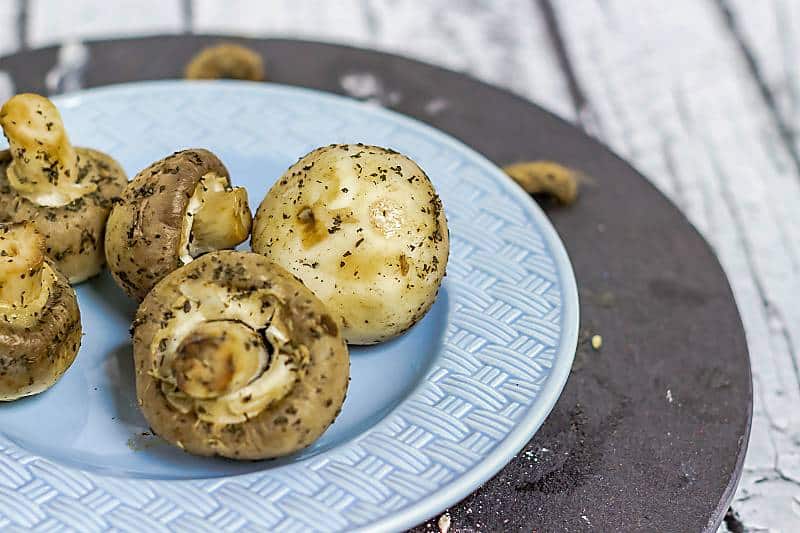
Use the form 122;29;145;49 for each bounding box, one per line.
180;172;251;262
192;187;251;254
0;222;49;321
0;93;95;207
161;313;300;425
172;320;267;400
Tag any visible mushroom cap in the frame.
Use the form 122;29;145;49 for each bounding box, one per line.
105;149;235;300
132;251;349;460
252;144;449;344
0;260;81;400
185;43;266;81
0;148;127;283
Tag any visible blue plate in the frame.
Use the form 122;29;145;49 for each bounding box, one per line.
0;81;578;532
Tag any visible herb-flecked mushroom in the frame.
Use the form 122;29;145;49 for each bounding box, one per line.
105;149;252;300
132;251;349;459
185;43;266;81
0;93;128;283
0;222;81;400
252;144;449;345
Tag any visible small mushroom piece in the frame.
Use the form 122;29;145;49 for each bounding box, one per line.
252;144;449;345
0;93;128;283
0;222;81;400
133;251;349;459
503;160;579;205
105;149;252;300
185;43;266;81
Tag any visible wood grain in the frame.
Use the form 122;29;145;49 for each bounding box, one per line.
190;0;575;120
0;1;20;55
725;0;800;158
721;2;800;527
26;0;184;47
550;1;800;529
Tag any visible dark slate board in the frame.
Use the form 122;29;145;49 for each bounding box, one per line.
0;36;751;532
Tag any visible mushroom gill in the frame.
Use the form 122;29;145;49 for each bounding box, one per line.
145;267;308;426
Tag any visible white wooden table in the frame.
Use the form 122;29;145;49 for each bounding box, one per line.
0;1;798;530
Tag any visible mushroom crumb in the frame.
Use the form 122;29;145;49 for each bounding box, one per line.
185;43;266;81
503;160;580;205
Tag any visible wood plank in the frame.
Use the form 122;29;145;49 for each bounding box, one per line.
191;0;371;42
0;1;21;55
725;0;800;155
190;0;575;119
15;0;578;122
26;0;184;48
549;1;800;530
0;0;21;101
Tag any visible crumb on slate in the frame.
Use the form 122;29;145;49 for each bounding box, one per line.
591;334;603;350
503;160;581;205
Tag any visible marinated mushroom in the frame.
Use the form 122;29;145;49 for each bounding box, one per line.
503;160;579;205
105;149;252;300
185;43;266;81
132;250;349;459
0;93;128;283
252;144;449;345
0;222;81;400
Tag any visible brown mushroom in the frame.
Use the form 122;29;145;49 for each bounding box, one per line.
185;43;266;81
105;149;252;300
0;93;128;283
0;222;81;400
132;250;349;459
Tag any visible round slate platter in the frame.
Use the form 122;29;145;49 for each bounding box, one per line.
0;36;751;532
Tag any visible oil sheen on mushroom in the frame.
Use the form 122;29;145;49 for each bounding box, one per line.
0;222;81;400
132;251;349;459
252;144;449;345
0;93;128;283
105;149;252;301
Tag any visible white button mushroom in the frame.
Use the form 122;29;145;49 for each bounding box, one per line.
252;144;449;345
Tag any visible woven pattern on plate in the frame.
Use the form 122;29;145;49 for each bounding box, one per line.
0;82;573;533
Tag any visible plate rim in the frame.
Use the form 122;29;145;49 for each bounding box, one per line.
27;80;578;532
